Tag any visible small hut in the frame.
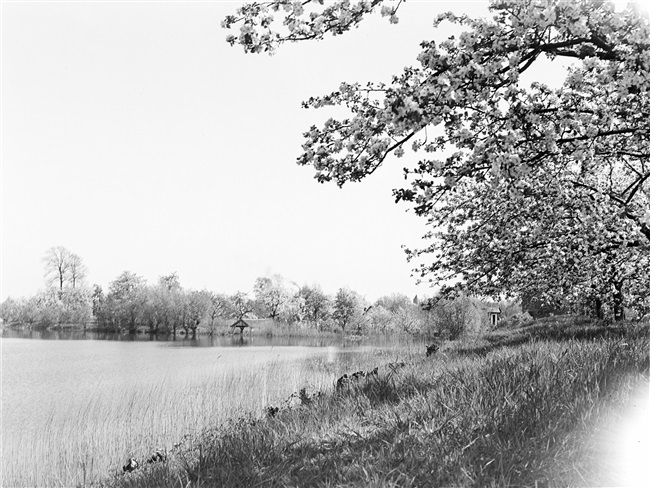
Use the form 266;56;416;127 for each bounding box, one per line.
488;309;501;328
230;318;250;334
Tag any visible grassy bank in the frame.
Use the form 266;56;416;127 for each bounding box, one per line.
105;320;649;488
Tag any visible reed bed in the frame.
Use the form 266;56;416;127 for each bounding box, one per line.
3;342;416;488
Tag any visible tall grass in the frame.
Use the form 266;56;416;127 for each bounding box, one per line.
105;323;649;488
4;368;270;486
2;341;422;487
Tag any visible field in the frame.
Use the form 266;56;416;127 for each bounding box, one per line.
104;319;649;488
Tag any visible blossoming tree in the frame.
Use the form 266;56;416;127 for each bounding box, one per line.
223;0;650;319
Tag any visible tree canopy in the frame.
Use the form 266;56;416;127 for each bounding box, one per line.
224;0;650;318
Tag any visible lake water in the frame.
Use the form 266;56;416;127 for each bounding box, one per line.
1;329;421;486
1;330;361;438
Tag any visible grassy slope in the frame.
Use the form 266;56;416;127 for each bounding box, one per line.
106;319;649;488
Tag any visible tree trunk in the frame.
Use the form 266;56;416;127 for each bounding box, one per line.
594;297;604;320
129;310;137;333
613;280;625;322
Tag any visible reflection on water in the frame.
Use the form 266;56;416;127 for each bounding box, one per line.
1;327;426;349
0;328;367;348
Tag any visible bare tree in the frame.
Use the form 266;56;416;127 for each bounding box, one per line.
43;246;71;291
43;247;87;291
68;253;87;288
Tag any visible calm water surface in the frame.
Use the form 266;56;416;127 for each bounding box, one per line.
3;331;353;434
1;329;417;438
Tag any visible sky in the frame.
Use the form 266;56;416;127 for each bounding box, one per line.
1;0;498;303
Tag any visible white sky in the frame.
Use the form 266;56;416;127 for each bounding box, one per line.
1;0;493;303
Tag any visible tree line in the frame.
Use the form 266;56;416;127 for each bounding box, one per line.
0;247;523;337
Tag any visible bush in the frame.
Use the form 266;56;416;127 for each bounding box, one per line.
498;311;534;329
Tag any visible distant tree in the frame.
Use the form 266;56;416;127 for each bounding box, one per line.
20;296;41;326
371;294;425;333
141;286;166;334
375;294;413;314
59;288;92;326
206;292;229;335
159;272;181;292
109;271;145;301
0;297;19;325
157;273;184;335
231;291;254;320
279;291;306;324
393;303;424;334
431;296;479;340
42;246;71;291
365;304;394;333
299;285;331;330
2;288;91;329
253;276;289;320
107;271;146;332
333;288;362;332
68;253;87;288
91;285;105;318
184;290;211;337
33;289;66;327
42;246;88;291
